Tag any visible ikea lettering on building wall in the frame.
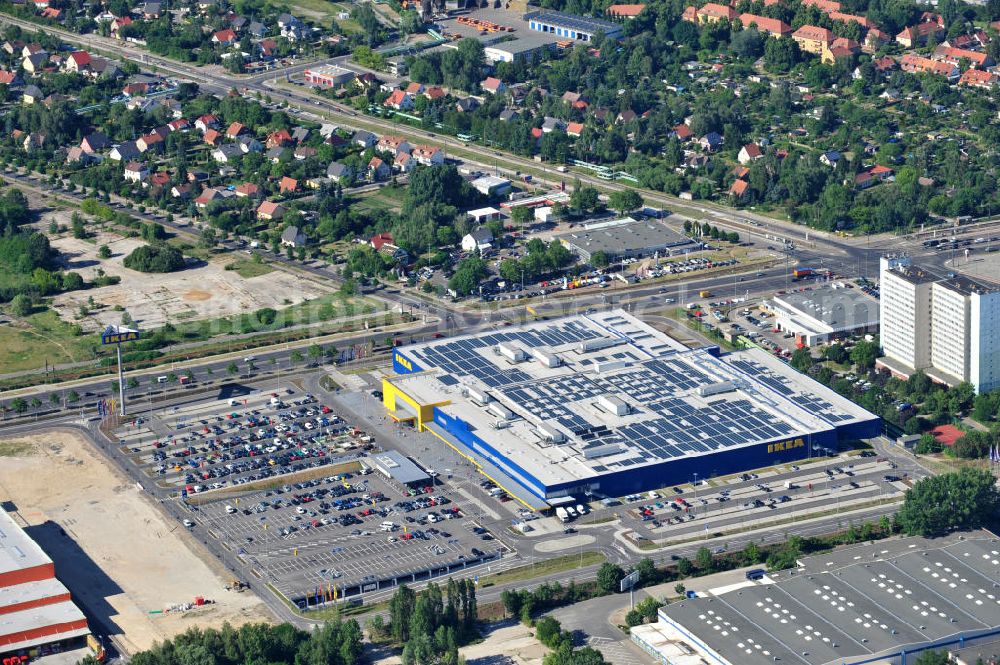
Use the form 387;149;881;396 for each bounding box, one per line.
768;438;805;454
393;351;421;374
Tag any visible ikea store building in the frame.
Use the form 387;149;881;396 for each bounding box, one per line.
381;310;879;509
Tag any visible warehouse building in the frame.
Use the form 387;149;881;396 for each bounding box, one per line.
484;37;556;63
556;217;695;263
634;531;1000;665
381;310;879;508
523;10;624;41
0;510;91;660
765;283;879;346
365;450;431;488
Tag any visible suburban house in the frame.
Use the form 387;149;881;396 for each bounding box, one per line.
21;85;42;105
461;227;495;254
377;135;411;155
212;29;237;45
368;157;390;181
792;25;833;55
384;90;413;111
698;132;723;152
80;132;110;154
235;182;260;197
109;141;140;161
394;152;414;173
257;201;286;220
960;69;998;89
737;143;763;164
738;13;791;37
411;145;443;166
606;4;645;18
932;45;993;69
896;22;943;48
123;161;149;183
280;225;306;247
729;178;749;200
353;130;377;149
900;54;959;80
65;51;91;73
691;3;737;23
326;162;353;184
278;176;299;193
482;76;506;94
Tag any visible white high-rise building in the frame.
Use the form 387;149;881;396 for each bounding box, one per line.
878;256;1000;394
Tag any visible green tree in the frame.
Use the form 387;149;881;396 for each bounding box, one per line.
897;468;1000;537
590;250;609;269
9;293;31;317
67;390;79;403
912;650;950;665
790;348;814;372
226;362;238;376
569;184;600;213
123;245;185;273
607;189;643;215
695;546;714;572
596;562;625;594
10;397;26;413
97;245;111;259
850;339;880;370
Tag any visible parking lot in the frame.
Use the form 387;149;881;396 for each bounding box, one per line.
115;387;364;495
113;387;515;606
556;452;911;545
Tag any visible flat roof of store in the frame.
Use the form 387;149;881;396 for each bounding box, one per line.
659;532;1000;665
388;310;877;489
771;284;879;328
0;510;51;575
556;218;694;256
484;35;558;53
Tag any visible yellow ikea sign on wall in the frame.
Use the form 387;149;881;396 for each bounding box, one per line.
768;438;805;454
394;352;413;372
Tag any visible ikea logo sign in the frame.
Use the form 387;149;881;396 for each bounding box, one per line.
394;352;413;372
768;438;805;454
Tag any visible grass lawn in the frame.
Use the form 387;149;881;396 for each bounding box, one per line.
0;309;95;374
350;185;407;215
224;258;275;279
0;439;36;456
476;551;605;588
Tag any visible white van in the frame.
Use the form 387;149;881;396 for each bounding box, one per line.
575;503;588;515
380;521;396;532
157;376;168;383
225;505;237;514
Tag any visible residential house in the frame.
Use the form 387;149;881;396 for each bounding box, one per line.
377;135;411;155
247;21;267;37
394;152;414;173
482;76;506;94
267;129;293;148
698;132;723;151
123;161;149;183
932;45;993;69
110;16;133;38
80;132;110;154
566;122;584;137
617;109;638;124
541;117;565;133
195;114;220;132
280;225;306;247
353;130;376;149
801;0;841;11
672;124;693;141
738;143;763;164
863;28;890;52
828;11;872;28
404;81;425;96
738;13;791;37
22;133;45;152
384;90;413;111
455;97;479;113
265;146;286;163
203;128;222;146
370;232;394;250
171;183;192;199
854;164;893;189
900;54;958;80
822;37;860;64
424;86;445;100
368;157;390;181
235;182;260;198
729;178;749;200
257;201;286;221
411;145;443;166
792;25;833;55
896;22;943;48
693;3;737;23
65;146;94;164
461;228;494;254
212;29;237;45
238;136;263;153
291;127;310;143
606;4;645;18
137;132;164;153
278;176;299;193
0;70;19;85
499;108;520;122
819;150;842;167
211;144;243;163
65;51;91;73
109;141;140;161
294;146;317;160
147;172;170;189
959;68;998;89
326;162;353;184
22;52;48;73
168;118;190;132
122;82;148;97
226;122;247;138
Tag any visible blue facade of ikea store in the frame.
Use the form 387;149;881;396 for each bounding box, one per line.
391;350;881;501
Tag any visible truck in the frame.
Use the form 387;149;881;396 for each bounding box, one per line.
556;506;570;522
792;268;814;280
699;290;712;298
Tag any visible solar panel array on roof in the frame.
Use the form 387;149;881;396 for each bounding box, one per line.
729;358;854;424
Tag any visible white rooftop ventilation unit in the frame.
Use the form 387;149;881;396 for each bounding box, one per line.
597;395;630;416
578;337;623;353
497;342;527;363
536;423;566;443
698;381;736;397
465;386;490;406
533;348;561;368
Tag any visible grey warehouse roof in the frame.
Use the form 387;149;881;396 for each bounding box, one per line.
523;9;620;33
557;218;694;259
367;450;430;485
0;510;51;575
659;532;1000;665
772;285;879;328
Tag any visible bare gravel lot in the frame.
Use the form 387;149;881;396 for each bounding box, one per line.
0;430;274;654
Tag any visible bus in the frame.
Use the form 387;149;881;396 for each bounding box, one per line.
456;133;478;142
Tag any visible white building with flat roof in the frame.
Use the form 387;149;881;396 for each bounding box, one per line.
878;256;1000;393
766;283;879;346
